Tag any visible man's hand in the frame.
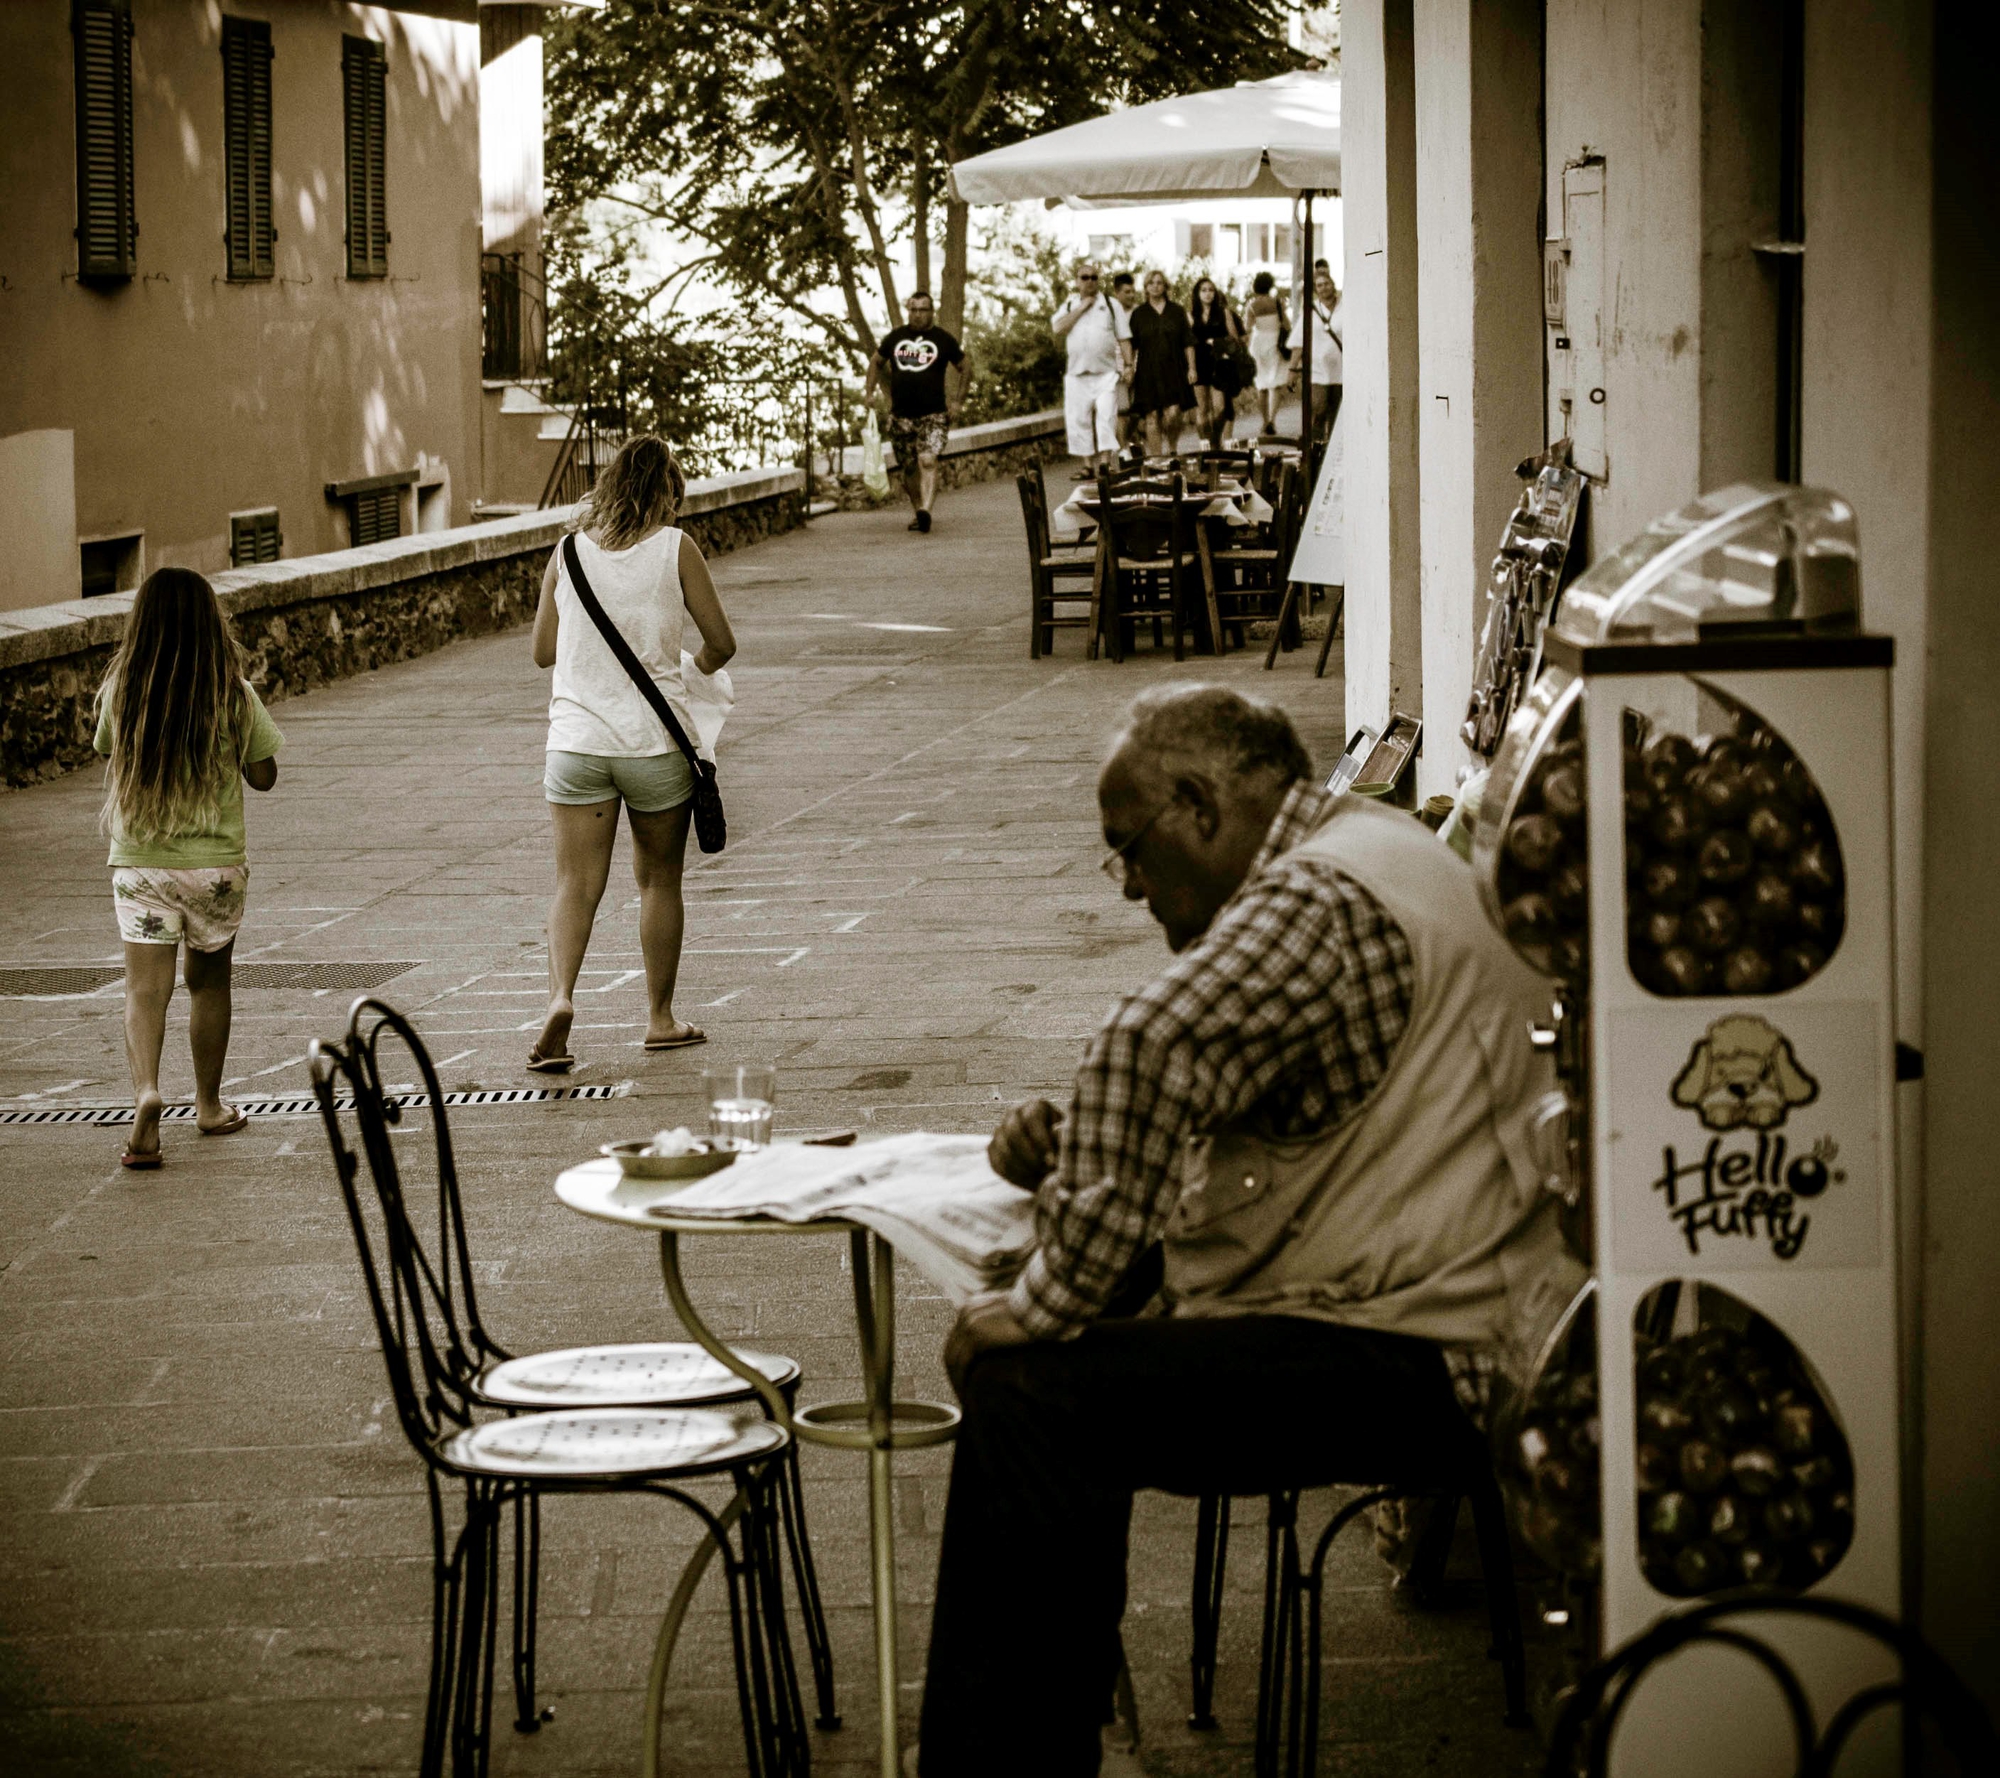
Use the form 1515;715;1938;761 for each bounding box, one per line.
989;1097;1062;1188
944;1290;1035;1395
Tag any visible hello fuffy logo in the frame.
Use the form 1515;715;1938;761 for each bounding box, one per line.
1652;1015;1842;1260
1670;1014;1819;1132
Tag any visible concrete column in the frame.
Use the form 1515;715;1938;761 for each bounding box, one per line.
1915;0;2000;1709
1411;0;1544;798
1543;0;1704;557
1337;0;1423;753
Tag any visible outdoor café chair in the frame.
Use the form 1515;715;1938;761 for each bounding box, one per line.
310;1000;826;1774
1016;469;1097;659
1098;474;1204;663
1184;1422;1527;1778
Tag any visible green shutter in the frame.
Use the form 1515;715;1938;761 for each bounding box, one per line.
223;18;274;280
72;0;136;282
342;36;387;278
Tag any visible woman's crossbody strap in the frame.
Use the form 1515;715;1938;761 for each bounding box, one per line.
560;533;701;766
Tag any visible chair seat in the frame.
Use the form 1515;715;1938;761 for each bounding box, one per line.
1114;553;1200;570
478;1340;799;1409
1214;547;1279;562
444;1406;787;1480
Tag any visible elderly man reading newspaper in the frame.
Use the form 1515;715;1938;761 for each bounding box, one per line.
914;686;1583;1777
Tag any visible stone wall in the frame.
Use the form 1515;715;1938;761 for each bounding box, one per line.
1;469;802;789
825;409;1066;510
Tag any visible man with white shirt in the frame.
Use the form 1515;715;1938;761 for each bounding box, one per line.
1053;262;1133;478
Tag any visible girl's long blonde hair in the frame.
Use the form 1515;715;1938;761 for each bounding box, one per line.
99;568;250;845
575;434;686;550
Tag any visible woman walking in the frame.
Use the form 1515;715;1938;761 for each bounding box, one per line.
1187;276;1244;451
529;435;736;1072
1126;269;1197;457
94;568;283;1168
1244;271;1291;435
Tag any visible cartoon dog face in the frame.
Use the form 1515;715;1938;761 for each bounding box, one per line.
1671;1015;1820;1132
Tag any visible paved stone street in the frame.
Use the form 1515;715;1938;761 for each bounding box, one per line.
0;472;1543;1777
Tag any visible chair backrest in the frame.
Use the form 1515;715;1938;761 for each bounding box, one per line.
1101;474;1191;563
1272;459;1304;565
1015;470;1051;562
309;998;504;1466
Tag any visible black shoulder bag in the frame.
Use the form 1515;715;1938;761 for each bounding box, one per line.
561;532;726;853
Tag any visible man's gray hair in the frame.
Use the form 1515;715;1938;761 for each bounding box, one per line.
1114;685;1314;784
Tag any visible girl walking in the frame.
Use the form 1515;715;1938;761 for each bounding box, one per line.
529;435;736;1072
1244;271;1291;435
1187;276;1244;450
94;568;283;1168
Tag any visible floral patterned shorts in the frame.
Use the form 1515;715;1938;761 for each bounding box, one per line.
887;411;950;460
112;866;249;951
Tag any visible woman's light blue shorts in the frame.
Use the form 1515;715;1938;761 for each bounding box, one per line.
543;750;693;812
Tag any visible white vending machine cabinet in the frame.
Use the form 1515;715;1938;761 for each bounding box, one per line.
1475;485;1903;1774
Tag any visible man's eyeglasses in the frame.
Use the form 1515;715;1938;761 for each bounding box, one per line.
1099;801;1171;889
1078;273;1100;281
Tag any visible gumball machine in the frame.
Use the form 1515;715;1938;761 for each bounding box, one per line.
1474;485;1903;1773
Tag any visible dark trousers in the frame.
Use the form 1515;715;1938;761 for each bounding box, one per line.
915;1310;1465;1776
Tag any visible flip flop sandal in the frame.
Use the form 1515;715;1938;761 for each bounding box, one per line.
120;1147;164;1170
642;1028;707;1052
525;1047;576;1074
198;1109;249;1136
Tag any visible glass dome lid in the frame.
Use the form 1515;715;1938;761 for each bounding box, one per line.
1552;483;1861;647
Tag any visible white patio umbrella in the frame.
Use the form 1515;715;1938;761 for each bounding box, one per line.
951;71;1340;450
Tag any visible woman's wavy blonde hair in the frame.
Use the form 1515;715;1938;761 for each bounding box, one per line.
575;434;686;550
99;568;251;846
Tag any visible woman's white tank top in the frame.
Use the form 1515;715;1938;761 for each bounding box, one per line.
547;526;693;757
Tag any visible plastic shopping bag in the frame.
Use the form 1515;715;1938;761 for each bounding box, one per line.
679;652;735;761
861;410;890;498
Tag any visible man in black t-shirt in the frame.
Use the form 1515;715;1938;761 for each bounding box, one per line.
865;291;969;534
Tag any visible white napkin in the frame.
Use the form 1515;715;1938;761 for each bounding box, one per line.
680;652;735;760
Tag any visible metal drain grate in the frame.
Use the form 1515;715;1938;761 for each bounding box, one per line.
0;967;122;997
232;962;419;991
0;1081;628;1127
0;961;419;998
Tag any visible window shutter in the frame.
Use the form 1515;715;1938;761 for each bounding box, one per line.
72;0;136;282
223;18;273;280
349;487;401;545
342;36;387;278
230;510;282;566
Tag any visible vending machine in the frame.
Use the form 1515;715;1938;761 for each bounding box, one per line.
1472;484;1903;1772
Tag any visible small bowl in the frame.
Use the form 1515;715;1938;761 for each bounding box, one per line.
600;1139;738;1182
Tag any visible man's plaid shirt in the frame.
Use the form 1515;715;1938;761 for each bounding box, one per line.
1007;781;1416;1338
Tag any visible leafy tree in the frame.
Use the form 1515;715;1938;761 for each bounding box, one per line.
546;1;1302;371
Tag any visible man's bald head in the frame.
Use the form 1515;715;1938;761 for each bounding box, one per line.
1099;687;1314;952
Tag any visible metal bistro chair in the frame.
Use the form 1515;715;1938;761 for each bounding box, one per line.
310;1006;818;1777
1186;1414;1527;1778
1098;474;1203;662
1017;469;1097;659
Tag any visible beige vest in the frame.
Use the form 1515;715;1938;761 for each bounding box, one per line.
1162;795;1585;1380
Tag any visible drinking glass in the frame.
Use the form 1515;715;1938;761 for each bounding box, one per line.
704;1064;776;1150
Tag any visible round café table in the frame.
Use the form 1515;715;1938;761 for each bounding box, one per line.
556;1156;961;1778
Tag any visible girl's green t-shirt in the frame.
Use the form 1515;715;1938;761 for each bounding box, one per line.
93;681;284;869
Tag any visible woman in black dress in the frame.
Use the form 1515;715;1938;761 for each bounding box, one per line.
1188;276;1244;450
1126;269;1197;456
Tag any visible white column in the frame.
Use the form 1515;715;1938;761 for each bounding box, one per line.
1337;0;1423;752
1411;0;1544;799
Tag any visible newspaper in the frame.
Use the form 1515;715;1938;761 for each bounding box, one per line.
654;1132;1037;1304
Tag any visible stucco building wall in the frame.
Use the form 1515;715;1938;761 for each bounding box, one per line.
0;1;483;602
